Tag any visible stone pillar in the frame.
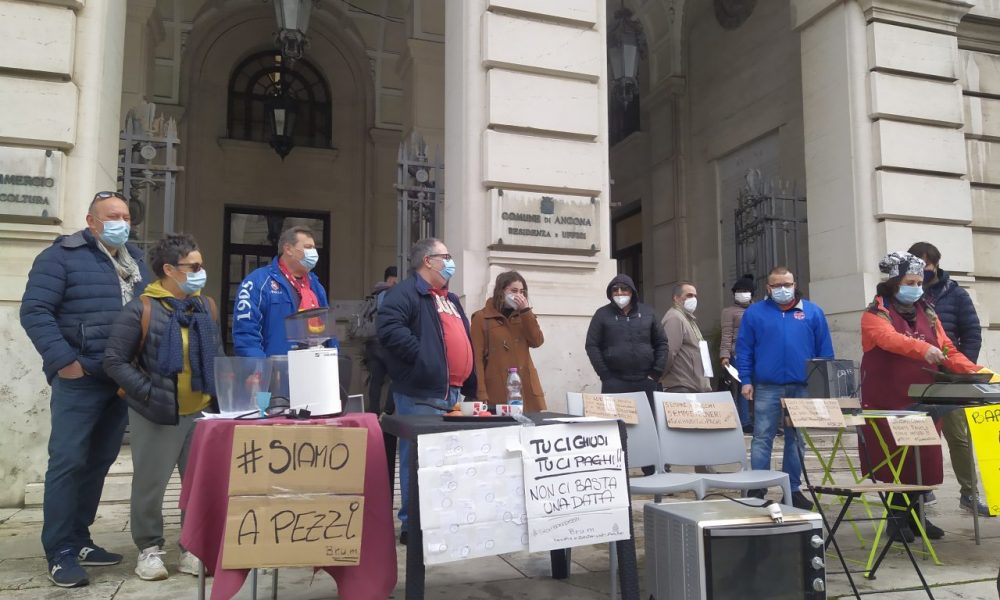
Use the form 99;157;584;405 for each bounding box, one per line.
121;0;163;117
793;0;974;359
0;0;128;507
444;0;617;409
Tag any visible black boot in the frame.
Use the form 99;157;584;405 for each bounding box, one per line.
887;510;915;543
907;509;944;540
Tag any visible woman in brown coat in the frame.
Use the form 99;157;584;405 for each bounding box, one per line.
470;271;546;411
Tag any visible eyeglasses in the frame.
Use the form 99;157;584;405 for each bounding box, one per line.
427;253;452;261
174;262;203;272
769;283;795;289
610;286;631;293
93;191;127;202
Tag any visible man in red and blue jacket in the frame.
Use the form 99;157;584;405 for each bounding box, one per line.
735;266;833;510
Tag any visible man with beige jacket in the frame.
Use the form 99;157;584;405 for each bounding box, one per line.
660;282;712;393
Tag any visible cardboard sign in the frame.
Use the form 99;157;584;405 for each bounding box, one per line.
222;495;364;568
783;398;847;429
887;416;941;447
966;405;1000;516
520;422;630;552
228;425;367;496
662;398;738;429
582;394;639;424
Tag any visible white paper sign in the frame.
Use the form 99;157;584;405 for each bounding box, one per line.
699;340;714;378
519;422;631;552
417;427;528;564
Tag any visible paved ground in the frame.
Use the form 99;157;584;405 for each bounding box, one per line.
1;437;998;599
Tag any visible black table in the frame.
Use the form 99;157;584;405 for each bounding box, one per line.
381;411;640;600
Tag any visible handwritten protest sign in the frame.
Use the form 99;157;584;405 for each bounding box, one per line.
417;427;528;565
222;495;365;568
223;425;368;569
663;397;738;429
228;425;366;495
887;416;940;447
965;405;1000;517
783;398;847;429
520;422;630;552
582;393;639;424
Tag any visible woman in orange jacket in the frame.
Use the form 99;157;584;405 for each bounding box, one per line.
860;251;989;542
470;271;546;412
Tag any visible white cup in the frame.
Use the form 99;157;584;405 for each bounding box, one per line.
460;401;488;416
497;404;523;416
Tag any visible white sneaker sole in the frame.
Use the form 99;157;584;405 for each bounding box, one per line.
135;567;168;581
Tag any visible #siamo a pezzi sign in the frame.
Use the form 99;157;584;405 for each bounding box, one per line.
491;189;601;254
0;147;63;221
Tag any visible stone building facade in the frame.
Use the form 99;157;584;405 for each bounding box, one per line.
0;0;997;507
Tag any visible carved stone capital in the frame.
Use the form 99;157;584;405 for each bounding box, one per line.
857;0;975;34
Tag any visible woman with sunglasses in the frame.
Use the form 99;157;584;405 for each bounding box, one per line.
470;271;546;412
104;233;223;581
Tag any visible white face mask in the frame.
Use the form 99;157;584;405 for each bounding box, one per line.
613;295;631;309
504;293;518;309
735;292;752;304
683;297;698;313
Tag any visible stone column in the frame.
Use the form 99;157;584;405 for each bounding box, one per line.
0;0;128;507
444;0;617;409
121;0;163;117
793;0;974;359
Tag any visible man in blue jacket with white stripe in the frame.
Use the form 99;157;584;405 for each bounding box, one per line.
20;192;151;588
735;266;834;510
232;225;335;357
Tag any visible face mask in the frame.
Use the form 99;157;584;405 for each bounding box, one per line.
439;258;456;281
178;269;207;295
613;295;630;309
923;270;935;285
504;293;519;309
683;297;698;313
99;219;130;247
895;285;924;305
300;248;319;270
735;292;752;305
770;286;795;305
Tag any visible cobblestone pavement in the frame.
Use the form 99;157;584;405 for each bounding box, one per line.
1;437;997;599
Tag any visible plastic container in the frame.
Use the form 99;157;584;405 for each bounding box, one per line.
214;356;272;414
284;307;334;348
506;367;523;406
269;356;290;400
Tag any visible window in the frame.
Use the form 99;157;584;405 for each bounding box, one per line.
227;50;332;149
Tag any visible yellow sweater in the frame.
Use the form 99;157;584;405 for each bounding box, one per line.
142;282;212;415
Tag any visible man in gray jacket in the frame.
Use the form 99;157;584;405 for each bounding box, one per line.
660;282;711;393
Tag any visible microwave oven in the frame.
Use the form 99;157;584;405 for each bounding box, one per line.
645;499;826;600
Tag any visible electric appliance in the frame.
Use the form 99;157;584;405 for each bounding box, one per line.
645;499;825;600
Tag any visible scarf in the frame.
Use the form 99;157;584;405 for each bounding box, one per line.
96;240;143;305
278;258;320;311
155;296;217;395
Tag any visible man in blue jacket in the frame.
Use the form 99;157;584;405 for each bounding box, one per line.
735;266;834;510
908;241;989;516
232;225;335;356
20;191;151;588
376;238;476;544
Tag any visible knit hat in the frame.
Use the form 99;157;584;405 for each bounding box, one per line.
878;251;925;278
731;274;755;293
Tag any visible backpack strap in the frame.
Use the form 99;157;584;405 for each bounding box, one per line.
137;295;152;355
202;295;218;322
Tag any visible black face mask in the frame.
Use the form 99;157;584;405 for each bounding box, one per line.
923;270;936;285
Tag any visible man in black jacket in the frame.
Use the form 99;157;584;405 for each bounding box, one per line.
909;241;990;517
376;238;476;544
585;274;668;473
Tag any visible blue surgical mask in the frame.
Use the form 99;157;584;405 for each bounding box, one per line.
440;258;456;281
300;248;319;270
895;285;924;305
179;269;207;295
770;286;795;305
99;219;130;247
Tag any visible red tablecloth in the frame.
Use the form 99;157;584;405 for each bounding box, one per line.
179;413;397;600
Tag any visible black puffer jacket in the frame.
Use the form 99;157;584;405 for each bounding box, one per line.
104;293;223;425
585;274;668;382
925;270;982;362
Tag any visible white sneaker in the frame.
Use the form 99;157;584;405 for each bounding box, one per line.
178;550;202;576
135;546;168;581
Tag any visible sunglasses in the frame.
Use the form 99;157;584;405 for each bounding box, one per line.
174;262;203;273
93;191;127;202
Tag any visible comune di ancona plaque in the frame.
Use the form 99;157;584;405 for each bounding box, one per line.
490;189;601;254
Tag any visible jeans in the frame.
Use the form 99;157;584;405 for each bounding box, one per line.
42;375;127;560
751;383;806;493
395;387;461;532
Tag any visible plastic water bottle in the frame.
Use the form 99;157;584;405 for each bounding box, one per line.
506;368;523;406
